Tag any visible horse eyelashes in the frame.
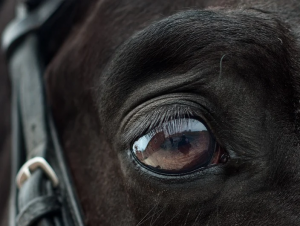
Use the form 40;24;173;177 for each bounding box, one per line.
131;118;228;175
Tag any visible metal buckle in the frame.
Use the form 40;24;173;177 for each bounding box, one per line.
16;157;59;189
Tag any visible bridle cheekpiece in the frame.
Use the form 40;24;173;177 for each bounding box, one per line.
2;0;85;225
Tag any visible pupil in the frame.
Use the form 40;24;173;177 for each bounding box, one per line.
132;118;215;174
177;134;191;154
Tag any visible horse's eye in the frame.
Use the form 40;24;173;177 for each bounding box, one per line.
132;118;228;175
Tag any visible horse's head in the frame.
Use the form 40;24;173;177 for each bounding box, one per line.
2;0;300;225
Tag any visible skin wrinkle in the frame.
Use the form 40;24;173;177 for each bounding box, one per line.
2;0;300;225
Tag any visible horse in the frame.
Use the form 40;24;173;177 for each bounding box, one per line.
1;0;300;225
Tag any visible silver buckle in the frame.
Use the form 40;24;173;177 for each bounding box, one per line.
16;157;59;189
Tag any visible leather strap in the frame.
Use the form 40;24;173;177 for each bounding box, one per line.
2;0;85;225
9;33;64;226
17;195;60;226
16;168;61;226
9;34;47;159
2;0;68;56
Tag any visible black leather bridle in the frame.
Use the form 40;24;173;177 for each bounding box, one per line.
2;0;85;225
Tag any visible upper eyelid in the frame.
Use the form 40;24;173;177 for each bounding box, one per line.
119;103;214;150
123;105;194;146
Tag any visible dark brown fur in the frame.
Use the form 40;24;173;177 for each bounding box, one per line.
2;0;300;225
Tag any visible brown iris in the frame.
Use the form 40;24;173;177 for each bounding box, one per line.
132;118;226;174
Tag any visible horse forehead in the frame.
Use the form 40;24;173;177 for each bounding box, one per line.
45;8;298;136
95;12;296;122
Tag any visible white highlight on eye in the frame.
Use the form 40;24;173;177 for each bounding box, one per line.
132;118;207;154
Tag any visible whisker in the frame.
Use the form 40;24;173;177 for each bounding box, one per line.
219;54;227;80
191;210;201;226
136;201;160;226
150;207;165;226
182;210;190;226
163;209;181;226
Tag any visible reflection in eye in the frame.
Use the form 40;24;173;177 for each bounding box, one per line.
132;118;227;174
